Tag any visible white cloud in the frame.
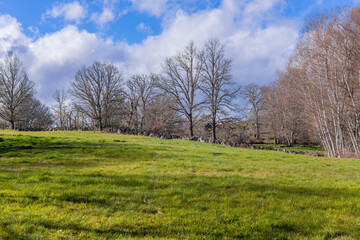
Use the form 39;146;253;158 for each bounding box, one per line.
28;26;40;35
136;22;152;34
91;8;116;27
26;26;127;99
0;15;30;56
243;0;283;16
0;0;299;101
43;1;87;23
130;0;168;17
123;0;298;83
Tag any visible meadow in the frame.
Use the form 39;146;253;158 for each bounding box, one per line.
0;130;359;239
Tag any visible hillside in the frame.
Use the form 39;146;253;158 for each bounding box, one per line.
0;130;359;239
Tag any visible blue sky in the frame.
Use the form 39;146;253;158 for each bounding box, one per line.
0;0;357;101
0;0;354;44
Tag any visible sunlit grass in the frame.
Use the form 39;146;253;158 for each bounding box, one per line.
0;130;359;239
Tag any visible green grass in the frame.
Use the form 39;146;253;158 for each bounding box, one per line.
280;146;325;153
0;130;359;239
254;144;325;154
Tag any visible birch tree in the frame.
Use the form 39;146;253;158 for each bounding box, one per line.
280;6;360;157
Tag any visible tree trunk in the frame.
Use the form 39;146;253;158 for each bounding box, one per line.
189;117;194;138
10;121;15;130
140;116;144;131
68;117;71;131
212;118;216;143
98;119;103;131
255;114;260;140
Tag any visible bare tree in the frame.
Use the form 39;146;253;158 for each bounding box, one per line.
126;78;140;130
71;62;124;131
241;84;264;140
70;104;93;130
263;74;309;147
0;53;35;129
200;38;238;143
126;74;158;130
274;6;360;157
144;94;183;135
262;84;281;146
17;97;53;131
52;88;69;130
160;41;203;138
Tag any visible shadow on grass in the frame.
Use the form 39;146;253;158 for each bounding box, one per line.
5;172;358;207
0;218;168;239
0;135;358;239
242;180;360;199
0;172;359;238
0;135;161;169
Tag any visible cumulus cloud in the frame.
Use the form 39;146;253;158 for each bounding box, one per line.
0;15;30;55
26;26;127;99
0;0;299;102
43;1;87;23
124;0;298;84
91;8;116;27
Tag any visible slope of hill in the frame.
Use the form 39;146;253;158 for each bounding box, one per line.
0;130;359;239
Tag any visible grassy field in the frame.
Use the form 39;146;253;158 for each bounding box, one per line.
0;130;359;239
254;144;325;154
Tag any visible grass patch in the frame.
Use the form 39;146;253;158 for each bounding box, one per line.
0;130;359;239
255;143;325;153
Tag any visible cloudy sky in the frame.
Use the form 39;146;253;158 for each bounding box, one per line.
0;0;357;101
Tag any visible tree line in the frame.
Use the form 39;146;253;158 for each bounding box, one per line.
2;5;360;158
0;39;244;144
